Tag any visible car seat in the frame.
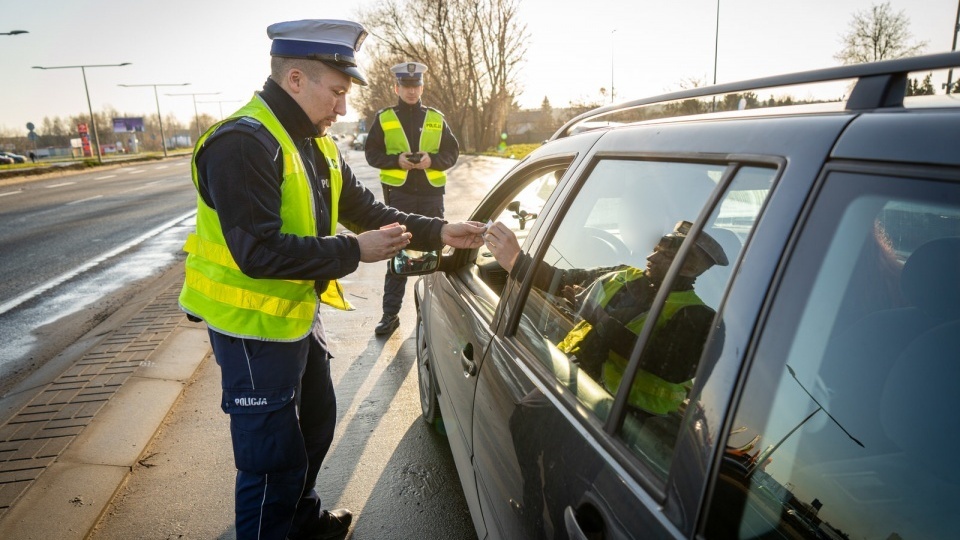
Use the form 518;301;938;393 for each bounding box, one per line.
816;237;960;457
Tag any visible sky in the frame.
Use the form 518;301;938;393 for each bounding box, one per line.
1;0;958;136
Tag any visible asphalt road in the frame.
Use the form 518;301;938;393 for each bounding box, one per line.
0;158;197;392
1;147;516;539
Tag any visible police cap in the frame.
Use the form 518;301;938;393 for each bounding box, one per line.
267;19;369;86
660;221;730;267
391;62;428;87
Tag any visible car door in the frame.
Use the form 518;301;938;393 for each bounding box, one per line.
704;167;960;539
421;157;572;531
471;155;780;539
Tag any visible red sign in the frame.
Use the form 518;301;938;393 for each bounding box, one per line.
78;123;92;157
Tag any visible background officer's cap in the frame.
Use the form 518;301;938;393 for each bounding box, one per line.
661;221;730;267
267;19;369;86
391;62;428;87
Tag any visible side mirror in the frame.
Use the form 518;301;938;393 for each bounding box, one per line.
388;249;441;276
506;200;537;230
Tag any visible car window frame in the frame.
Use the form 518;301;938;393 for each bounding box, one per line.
502;152;785;501
441;155;579;328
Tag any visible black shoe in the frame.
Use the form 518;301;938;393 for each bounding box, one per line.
374;314;399;335
288;508;353;540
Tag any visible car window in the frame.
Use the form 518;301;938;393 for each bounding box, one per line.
707;172;960;539
474;166;566;296
512;159;738;433
616;165;774;479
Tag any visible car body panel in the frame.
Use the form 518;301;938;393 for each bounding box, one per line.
413;56;960;540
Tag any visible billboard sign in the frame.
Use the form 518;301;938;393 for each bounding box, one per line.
112;117;145;133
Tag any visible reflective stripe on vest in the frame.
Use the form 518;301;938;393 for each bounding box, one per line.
378;108;446;187
178;94;353;342
557;268;703;415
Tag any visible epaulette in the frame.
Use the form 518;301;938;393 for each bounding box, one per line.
205;116;279;153
424;106;444;117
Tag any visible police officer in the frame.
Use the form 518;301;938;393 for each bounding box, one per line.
178;20;485;540
364;61;460;336
484;220;728;414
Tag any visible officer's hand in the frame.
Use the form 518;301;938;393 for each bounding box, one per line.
441;221;486;250
399;153;416;171
357;223;412;262
483;221;521;271
416;153;432;170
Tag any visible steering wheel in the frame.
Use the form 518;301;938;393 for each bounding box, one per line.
578;227;632;265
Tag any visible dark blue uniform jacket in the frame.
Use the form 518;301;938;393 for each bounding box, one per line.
194;78;446;291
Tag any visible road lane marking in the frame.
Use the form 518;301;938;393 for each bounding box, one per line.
66;195;103;205
154;165;168;170
0;191;21;197
95;175;117;180
46;182;76;188
0;210;197;317
127;169;145;174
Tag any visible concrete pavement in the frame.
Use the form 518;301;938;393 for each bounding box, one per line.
84;252;476;540
0;264;212;539
0;257;475;540
0;153;513;539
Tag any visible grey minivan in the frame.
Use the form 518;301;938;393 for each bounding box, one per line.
394;52;960;539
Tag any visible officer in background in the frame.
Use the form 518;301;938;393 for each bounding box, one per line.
179;20;485;540
364;61;460;336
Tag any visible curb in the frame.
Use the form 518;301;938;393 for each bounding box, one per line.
0;266;212;539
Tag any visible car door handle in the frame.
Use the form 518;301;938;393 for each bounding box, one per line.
459;342;477;377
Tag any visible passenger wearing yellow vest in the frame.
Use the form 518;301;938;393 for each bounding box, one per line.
363;61;460;336
178;20;485;540
483;220;728;416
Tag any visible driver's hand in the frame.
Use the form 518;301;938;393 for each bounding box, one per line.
484;221;521;272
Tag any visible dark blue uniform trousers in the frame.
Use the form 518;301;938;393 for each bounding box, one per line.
381;186;444;316
209;326;336;540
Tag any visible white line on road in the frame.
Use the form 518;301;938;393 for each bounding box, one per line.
127;169;145;174
46;182;76;188
0;191;21;198
0;210;197;317
66;195;103;206
154;165;169;170
95;175;117;180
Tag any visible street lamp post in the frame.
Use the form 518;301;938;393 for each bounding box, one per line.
119;83;190;157
1;30;28;36
946;0;960;93
197;99;242;121
610;29;617;104
712;0;721;112
33;62;132;164
166;92;220;141
713;0;720;86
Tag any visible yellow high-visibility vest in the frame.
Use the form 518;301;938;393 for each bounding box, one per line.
378;108;446;187
179;94;353;342
558;267;703;414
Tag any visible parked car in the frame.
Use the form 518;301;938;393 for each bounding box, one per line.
0;151;25;164
395;52;960;539
0;154;13;165
352;132;368;151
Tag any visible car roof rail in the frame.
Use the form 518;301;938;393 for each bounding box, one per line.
551;51;960;141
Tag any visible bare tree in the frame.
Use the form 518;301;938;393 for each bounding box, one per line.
835;1;926;65
356;0;528;151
